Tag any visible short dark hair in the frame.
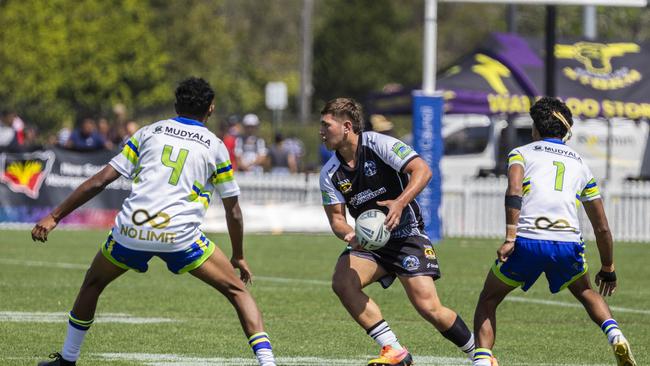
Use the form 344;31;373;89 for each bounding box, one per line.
175;77;215;117
320;97;364;134
530;97;573;139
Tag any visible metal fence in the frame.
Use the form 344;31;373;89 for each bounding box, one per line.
234;173;650;242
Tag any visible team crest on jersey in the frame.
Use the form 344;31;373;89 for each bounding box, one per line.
423;245;437;260
337;179;352;194
364;161;377;177
392;142;412;159
0;151;55;199
402;255;420;271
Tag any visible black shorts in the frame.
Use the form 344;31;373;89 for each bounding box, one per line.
341;235;441;289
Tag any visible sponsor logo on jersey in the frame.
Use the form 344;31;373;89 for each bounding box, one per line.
349;187;386;207
534;216;577;232
424;245;437;260
391;142;412;159
153;126;164;134
337;178;352;194
164;126;211;146
402;255;420;271
0;151;55;199
321;190;333;204
364;161;377;177
542;145;581;161
120;209;176;243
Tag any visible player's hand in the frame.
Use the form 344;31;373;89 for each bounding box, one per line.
344;231;363;251
231;257;253;285
595;267;617;296
376;200;404;231
497;240;515;262
31;214;59;243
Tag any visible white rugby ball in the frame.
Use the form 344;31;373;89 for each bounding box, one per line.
355;209;390;251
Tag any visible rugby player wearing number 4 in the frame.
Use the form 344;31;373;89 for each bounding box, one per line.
31;77;276;366
472;97;636;366
319;98;476;366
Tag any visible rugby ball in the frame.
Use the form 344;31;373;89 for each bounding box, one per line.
355;209;390;251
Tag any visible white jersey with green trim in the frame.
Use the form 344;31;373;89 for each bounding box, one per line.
507;138;600;242
109;117;239;252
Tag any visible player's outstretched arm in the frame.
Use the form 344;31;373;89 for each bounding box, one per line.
377;157;432;230
222;196;252;284
31;165;121;243
583;198;617;296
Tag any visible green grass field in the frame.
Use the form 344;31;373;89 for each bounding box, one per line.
1;229;648;365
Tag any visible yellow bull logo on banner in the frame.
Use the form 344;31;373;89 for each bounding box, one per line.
556;42;642;90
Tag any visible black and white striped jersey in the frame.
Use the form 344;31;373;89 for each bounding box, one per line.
319;131;426;239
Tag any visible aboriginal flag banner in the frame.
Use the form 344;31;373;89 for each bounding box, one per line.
0;147;131;226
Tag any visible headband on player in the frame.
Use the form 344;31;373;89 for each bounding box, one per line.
552;111;572;143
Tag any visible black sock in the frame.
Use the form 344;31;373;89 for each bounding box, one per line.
440;314;473;349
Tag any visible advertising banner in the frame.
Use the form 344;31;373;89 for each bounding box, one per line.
0;147;130;227
412;92;444;243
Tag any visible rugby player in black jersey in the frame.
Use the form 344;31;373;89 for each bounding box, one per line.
319;98;475;366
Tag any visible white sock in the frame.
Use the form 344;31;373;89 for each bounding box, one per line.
461;333;476;355
61;323;89;361
367;320;403;350
473;359;492;366
473;348;493;366
248;332;275;366
600;319;624;345
255;348;276;366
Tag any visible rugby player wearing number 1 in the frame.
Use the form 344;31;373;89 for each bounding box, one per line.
319;98;475;366
472;97;636;366
31;78;276;366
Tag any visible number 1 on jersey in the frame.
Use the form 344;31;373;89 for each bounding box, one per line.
553;161;565;191
161;145;188;185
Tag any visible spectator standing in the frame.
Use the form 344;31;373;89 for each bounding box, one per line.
66;117;108;151
268;133;297;174
222;115;241;171
0;110;18;151
235;114;267;173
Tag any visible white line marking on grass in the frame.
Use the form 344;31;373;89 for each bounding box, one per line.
255;276;330;286
0;311;178;324
4;258;649;316
94;353;612;366
0;258;87;270
507;296;650;315
97;353;469;366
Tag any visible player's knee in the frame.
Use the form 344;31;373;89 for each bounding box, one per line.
80;268;114;291
414;301;445;321
331;276;360;298
478;288;503;307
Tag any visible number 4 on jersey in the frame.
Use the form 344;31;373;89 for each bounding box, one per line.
161;145;189;185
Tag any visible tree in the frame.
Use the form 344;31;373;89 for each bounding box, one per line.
0;0;169;130
313;0;422;105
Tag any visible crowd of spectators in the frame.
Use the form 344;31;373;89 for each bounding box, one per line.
1;109;405;175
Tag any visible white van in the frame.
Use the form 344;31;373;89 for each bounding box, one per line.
440;114;649;183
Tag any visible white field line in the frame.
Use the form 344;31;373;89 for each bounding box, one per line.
507;296;650;315
2;258;648;316
93;352;613;366
0;354;617;366
0;257;88;269
0;311;178;324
